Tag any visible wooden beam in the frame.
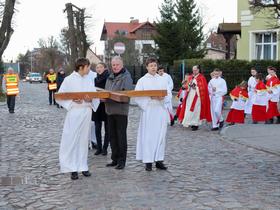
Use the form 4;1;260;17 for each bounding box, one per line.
54;91;110;100
109;92;129;103
119;90;167;97
54;89;167;101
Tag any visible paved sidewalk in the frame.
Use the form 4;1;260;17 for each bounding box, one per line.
221;124;280;156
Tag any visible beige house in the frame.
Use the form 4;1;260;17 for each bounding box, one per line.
204;32;236;60
86;48;102;66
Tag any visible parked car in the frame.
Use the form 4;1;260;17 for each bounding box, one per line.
29;72;43;83
25;73;30;82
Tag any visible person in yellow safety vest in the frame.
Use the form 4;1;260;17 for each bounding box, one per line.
2;67;20;113
46;68;57;105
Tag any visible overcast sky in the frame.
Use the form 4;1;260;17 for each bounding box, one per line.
3;0;237;61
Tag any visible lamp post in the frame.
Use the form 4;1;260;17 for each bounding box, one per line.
30;50;33;72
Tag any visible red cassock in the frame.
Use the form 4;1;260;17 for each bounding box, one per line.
175;88;183;117
226;109;245;123
178;74;212;123
266;76;280;119
226;87;248;124
252;81;268;122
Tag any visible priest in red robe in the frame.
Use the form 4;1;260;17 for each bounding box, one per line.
181;65;211;131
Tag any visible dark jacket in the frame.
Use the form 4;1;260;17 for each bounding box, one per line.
57;72;66;90
105;68;133;116
92;70;109;122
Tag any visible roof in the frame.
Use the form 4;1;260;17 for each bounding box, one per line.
101;21;155;40
206;32;236;53
217;23;241;34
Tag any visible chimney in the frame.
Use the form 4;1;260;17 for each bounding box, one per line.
130;18;139;24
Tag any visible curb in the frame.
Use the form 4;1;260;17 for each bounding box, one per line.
219;126;280;157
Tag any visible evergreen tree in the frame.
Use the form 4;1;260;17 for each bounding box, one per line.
175;0;205;59
154;0;181;65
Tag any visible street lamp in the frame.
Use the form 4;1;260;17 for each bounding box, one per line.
30;50;32;72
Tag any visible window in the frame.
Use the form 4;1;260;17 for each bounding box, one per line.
255;32;277;60
261;0;274;4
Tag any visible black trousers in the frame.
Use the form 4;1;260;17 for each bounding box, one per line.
49;90;56;105
95;120;109;152
107;115;128;165
7;95;16;111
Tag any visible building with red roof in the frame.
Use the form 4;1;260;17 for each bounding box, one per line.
100;19;157;64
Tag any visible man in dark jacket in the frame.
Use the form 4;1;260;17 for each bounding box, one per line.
56;69;66;108
105;56;133;170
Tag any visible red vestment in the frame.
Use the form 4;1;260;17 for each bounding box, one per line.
178;73;211;123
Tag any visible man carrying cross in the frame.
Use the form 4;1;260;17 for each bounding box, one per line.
104;56;133;170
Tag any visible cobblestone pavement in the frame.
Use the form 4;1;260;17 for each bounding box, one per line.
0;82;280;210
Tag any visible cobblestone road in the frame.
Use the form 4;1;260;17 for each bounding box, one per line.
0;82;280;210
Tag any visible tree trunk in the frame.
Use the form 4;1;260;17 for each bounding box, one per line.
0;0;17;59
65;3;78;70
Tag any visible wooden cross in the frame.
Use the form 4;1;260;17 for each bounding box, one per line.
54;88;167;102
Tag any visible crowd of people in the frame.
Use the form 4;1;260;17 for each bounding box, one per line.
2;57;279;181
175;66;280;131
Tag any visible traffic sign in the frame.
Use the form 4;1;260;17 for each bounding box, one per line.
113;42;125;55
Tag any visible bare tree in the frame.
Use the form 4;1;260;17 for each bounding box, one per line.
0;0;17;59
35;36;66;72
249;0;280;21
64;3;91;69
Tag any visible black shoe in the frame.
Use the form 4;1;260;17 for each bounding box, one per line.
191;126;198;131
106;161;118;167
211;127;219;131
91;142;97;149
145;163;152;171
71;172;78;180
102;150;108;156
115;164;125;170
94;150;102;155
219;120;224;128
9;110;14;113
265;118;273;124
174;115;178;121
82;171;91;177
155;161;168;170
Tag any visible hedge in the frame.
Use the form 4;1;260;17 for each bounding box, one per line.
170;59;280;91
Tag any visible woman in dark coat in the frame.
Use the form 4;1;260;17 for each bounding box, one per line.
92;62;110;155
56;69;66;108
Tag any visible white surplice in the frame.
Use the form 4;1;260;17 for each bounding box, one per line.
245;76;257;114
160;73;174;118
182;76;201;127
134;73;171;163
208;77;227;128
56;71;100;173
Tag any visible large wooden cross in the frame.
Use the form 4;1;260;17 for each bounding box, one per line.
54;88;167;102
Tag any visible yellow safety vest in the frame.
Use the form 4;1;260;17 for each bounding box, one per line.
47;74;57;90
4;74;19;96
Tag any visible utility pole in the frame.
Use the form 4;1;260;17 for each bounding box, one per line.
30;50;32;72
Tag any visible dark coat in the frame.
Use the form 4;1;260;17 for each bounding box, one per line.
57;72;66;90
92;70;110;122
104;68;133;116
